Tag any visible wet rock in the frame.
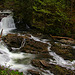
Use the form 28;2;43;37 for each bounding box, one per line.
61;45;73;49
31;59;43;68
51;35;75;45
2;33;75;75
48;64;75;75
20;38;48;54
39;60;50;67
55;42;73;50
2;34;23;48
36;53;53;60
27;70;40;75
51;45;75;60
2;34;48;54
31;59;75;75
53;41;75;61
59;39;75;45
31;59;50;68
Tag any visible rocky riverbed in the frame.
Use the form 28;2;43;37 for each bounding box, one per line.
2;32;75;75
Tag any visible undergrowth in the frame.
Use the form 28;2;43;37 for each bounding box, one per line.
0;65;23;75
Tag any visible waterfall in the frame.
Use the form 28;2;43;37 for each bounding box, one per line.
0;40;36;74
1;15;15;28
0;14;16;35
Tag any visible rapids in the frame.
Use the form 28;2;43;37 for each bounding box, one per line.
0;12;36;74
0;10;75;75
29;35;75;70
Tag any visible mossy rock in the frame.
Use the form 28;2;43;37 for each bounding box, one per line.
51;45;75;61
31;59;75;75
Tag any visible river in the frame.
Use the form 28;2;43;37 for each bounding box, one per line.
0;11;75;75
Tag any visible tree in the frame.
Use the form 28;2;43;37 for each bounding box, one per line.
2;0;32;25
32;0;71;36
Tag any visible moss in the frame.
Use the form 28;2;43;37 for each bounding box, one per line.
31;59;75;75
52;65;75;75
55;65;65;73
51;45;75;61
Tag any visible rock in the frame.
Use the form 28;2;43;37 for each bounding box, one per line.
36;53;53;59
55;42;73;50
51;35;75;45
31;59;75;75
51;45;75;60
2;34;23;48
2;34;48;54
59;39;75;45
31;59;50;68
39;60;50;67
31;59;42;68
27;70;40;75
20;38;48;54
48;64;75;75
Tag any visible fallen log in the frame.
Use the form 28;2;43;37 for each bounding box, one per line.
50;35;74;41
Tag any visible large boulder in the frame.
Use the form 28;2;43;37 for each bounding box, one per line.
20;38;48;54
51;44;75;61
2;34;23;48
2;34;48;54
50;36;75;60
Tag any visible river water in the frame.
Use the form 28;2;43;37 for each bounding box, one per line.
0;12;75;75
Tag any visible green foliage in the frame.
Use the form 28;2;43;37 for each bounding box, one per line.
0;65;23;75
32;0;73;36
0;0;74;36
2;0;33;24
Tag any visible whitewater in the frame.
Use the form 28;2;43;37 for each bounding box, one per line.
0;10;75;75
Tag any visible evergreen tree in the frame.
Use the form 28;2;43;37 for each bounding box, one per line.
32;0;71;36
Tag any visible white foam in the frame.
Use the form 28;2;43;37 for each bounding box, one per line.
31;35;41;41
31;35;75;70
0;40;36;74
0;15;16;35
48;46;75;70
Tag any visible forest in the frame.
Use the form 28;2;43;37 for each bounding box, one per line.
0;0;75;38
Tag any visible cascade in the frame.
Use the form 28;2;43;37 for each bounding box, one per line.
0;10;75;75
0;11;16;35
0;15;15;29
